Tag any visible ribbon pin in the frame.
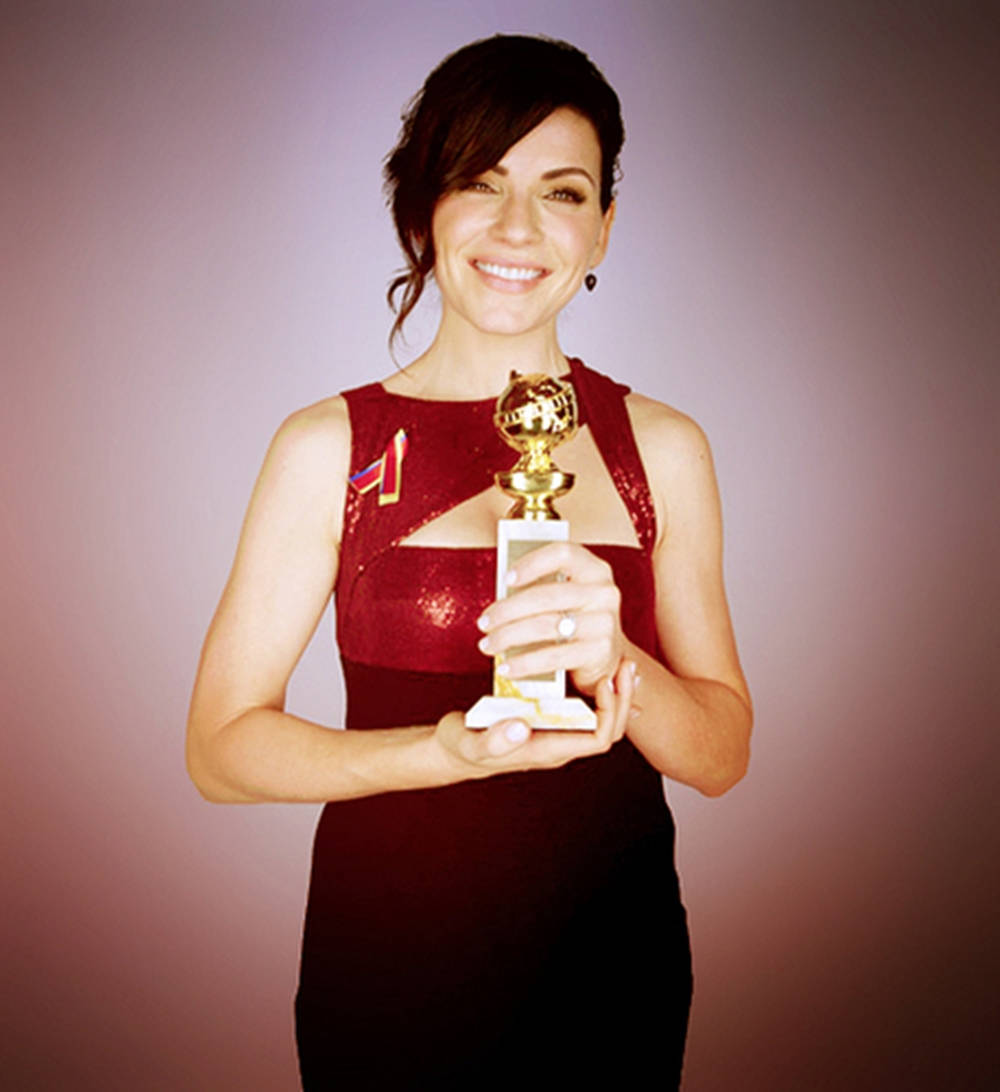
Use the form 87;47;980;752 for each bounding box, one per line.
349;429;408;506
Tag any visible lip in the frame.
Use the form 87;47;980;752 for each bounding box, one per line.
470;258;549;292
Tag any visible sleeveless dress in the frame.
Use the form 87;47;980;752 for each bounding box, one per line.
295;359;692;1089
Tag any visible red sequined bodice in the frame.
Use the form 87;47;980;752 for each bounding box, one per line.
335;357;660;682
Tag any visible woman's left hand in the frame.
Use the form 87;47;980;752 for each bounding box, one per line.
476;541;628;697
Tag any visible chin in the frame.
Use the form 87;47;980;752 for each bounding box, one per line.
466;301;561;338
476;316;543;337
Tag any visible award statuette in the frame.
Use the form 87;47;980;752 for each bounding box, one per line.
466;371;597;731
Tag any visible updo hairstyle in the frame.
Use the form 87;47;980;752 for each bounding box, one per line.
384;34;624;345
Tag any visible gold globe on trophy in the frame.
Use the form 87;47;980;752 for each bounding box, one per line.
494;372;578;520
466;371;597;731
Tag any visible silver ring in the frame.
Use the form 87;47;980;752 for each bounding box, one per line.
556;612;577;641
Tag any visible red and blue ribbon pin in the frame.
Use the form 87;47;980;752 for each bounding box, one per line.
349;429;409;506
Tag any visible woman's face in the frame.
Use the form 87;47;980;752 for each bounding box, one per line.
431;108;614;339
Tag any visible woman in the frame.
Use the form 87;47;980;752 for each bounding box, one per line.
187;34;751;1090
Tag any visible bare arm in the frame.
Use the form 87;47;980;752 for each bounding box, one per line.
186;401;635;805
476;397;751;797
621;397;751;795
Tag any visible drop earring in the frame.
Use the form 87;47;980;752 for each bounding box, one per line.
585;272;597;292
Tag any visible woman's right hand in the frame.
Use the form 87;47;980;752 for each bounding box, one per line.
432;658;636;778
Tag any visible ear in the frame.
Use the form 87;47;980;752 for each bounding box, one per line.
589;199;616;269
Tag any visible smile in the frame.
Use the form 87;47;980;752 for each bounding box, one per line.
473;260;546;282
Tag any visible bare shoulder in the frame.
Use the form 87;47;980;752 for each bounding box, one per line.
251;394;352;544
623;391;721;553
268;394;350;468
624;391;714;487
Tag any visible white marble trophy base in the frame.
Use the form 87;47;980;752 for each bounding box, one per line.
465;517;597;732
465;695;597;731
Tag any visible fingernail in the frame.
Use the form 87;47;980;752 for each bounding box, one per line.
495;662;510;677
504;569;518;587
478;637;491;654
629;708;640;720
476;613;490;632
505;720;529;743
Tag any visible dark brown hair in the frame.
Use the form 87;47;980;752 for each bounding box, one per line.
383;34;624;346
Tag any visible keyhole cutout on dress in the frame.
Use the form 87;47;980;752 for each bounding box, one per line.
398;424;643;550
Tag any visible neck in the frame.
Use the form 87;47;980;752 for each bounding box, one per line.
391;313;570;400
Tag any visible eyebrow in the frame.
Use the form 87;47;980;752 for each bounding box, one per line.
491;165;597;187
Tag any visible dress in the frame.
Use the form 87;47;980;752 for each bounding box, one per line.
295;359;692;1089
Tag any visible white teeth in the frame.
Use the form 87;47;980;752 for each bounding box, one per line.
475;261;543;281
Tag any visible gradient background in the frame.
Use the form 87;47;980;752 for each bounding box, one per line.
3;1;997;1088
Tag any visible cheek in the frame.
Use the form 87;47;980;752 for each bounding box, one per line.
429;199;457;248
559;220;603;262
431;194;481;240
428;211;446;259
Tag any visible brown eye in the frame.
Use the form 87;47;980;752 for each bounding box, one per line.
548;187;586;204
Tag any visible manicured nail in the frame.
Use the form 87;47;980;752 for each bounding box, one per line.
505;721;529;743
478;637;491;654
504;569;518;587
476;613;490;631
495;662;510;677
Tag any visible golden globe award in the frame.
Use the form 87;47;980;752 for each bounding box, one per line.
466;371;597;731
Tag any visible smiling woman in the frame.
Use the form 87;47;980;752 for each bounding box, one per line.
187;32;750;1090
430;109;614;341
383;34;623;355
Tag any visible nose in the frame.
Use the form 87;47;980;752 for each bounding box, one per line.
492;191;540;244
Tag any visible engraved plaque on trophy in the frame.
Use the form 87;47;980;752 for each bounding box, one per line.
466;371;597;731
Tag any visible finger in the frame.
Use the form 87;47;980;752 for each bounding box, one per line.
593;672;614;725
453;709;617;773
458;718;532;764
498;637;611;681
483;718;532;757
592;674;621;749
591;661;633;747
610;660;636;741
474;718;601;769
504;541;611;590
480;581;618;631
479;610;611;657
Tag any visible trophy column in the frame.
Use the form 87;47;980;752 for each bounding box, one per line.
466;372;597;731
